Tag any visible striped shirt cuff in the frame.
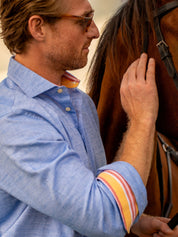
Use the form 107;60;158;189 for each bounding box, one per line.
97;170;138;233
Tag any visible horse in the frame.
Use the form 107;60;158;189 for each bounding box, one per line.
87;0;178;225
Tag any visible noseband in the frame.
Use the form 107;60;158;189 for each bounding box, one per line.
153;0;178;89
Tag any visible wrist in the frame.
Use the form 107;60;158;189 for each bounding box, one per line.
128;118;156;133
130;214;146;236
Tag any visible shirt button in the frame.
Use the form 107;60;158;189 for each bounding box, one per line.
65;107;71;112
57;88;63;93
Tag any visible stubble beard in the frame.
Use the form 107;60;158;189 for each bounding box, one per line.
47;48;88;73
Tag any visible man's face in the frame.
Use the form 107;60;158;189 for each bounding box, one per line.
43;0;99;73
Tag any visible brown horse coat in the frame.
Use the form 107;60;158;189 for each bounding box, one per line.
88;0;178;222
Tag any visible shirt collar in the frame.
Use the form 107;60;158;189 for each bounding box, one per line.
61;71;80;89
7;57;80;98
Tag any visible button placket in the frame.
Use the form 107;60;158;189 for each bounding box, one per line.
56;87;74;113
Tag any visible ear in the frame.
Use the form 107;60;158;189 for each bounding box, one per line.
28;15;46;41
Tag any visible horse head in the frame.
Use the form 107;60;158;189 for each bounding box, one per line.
88;0;178;163
88;0;178;220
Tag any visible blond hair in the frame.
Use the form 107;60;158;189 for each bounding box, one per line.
0;0;66;54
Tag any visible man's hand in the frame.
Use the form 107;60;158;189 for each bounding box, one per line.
131;214;175;237
120;53;159;127
115;53;159;185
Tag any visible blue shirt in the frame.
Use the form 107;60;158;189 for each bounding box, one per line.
0;57;147;237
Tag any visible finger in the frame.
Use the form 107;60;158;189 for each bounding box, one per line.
146;58;155;84
150;218;173;235
155;217;171;224
127;59;139;82
157;222;173;235
157;232;164;237
136;53;148;81
121;59;139;96
121;59;137;88
153;233;161;237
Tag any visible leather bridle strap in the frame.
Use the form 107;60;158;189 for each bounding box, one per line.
153;0;178;89
156;140;165;217
157;134;173;217
154;0;178;17
157;133;178;217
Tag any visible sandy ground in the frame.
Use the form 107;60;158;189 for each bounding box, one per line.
0;0;124;91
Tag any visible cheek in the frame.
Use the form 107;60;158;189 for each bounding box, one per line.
48;28;85;58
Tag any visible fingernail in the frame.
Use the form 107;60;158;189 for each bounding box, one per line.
149;58;155;64
141;53;147;57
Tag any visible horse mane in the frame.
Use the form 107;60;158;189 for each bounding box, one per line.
87;0;159;106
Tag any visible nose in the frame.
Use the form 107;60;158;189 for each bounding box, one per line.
87;20;100;39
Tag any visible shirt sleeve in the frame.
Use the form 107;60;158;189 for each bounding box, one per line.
0;108;147;237
97;169;138;232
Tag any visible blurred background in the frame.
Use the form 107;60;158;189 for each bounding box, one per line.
0;0;125;90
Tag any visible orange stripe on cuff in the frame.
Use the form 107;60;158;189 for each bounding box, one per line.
97;170;138;232
106;170;138;220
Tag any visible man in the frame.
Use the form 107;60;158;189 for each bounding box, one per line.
0;0;177;236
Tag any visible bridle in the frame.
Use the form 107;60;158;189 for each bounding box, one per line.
153;0;178;89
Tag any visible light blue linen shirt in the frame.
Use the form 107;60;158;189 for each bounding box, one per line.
0;57;147;237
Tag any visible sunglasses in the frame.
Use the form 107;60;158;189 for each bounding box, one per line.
59;12;94;32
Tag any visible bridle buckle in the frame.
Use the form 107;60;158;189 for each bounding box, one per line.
156;40;168;48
